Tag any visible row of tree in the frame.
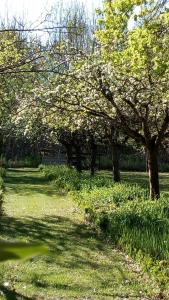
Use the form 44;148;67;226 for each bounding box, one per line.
0;0;169;199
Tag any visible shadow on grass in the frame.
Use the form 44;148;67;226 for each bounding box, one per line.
5;174;49;187
7;168;39;173
0;285;34;300
5;183;61;197
97;170;149;189
0;214;119;264
122;172;149;188
0;214;129;298
5;170;61;197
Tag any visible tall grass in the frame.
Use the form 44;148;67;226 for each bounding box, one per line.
74;186;169;287
39;165;113;191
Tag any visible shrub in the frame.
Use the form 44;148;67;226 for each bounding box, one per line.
74;184;148;212
40;165;113;192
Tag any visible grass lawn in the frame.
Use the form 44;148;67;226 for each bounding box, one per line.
0;169;165;299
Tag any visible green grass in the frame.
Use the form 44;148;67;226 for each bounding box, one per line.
73;170;169;295
0;169;161;299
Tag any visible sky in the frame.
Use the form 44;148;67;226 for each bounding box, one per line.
0;0;103;26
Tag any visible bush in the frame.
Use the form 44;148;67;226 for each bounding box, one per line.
40;165;113;192
74;184;148;210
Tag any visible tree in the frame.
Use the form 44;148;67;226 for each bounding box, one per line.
47;26;169;197
0;3;101;171
39;66;124;180
94;0;169;198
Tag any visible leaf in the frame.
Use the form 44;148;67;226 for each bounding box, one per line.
0;240;48;262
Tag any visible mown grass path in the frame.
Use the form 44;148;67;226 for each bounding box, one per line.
0;169;160;299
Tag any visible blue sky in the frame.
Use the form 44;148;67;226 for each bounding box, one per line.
1;0;103;25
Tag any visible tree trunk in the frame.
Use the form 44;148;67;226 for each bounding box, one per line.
145;149;149;172
75;146;82;173
147;143;160;199
90;136;97;176
112;141;120;182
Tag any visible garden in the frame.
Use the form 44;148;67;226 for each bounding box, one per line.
0;0;169;299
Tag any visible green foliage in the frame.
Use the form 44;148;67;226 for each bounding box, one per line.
39;164;113;192
0;241;48;262
97;0;169;78
74;183;148;209
106;197;169;253
0;32;23;66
